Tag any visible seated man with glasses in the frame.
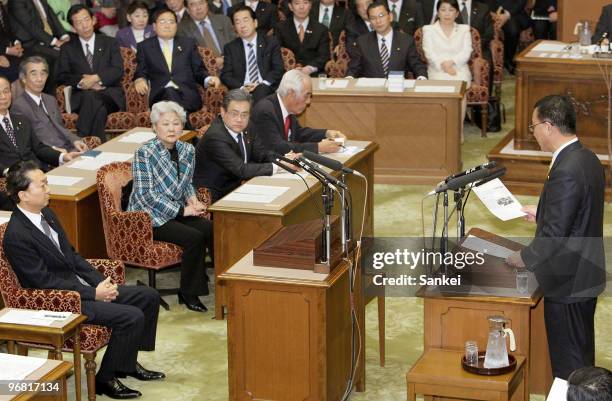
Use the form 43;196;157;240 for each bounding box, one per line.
193;88;297;202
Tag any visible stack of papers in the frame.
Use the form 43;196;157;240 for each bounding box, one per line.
0;309;72;326
67;152;132;170
387;73;404;92
532;42;567;52
47;175;83;186
337;146;363;156
0;354;48;380
119;131;156;143
355;78;386;88
325;79;349;89
224;184;289;203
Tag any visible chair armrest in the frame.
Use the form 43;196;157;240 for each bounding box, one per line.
196;187;212;220
87;259;126;285
470;57;490;89
6;288;81;313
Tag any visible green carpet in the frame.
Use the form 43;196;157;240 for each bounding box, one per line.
40;76;612;400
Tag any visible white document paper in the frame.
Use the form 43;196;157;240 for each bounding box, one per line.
67;152;132;170
224;184;289;203
325;79;349;89
47;175;83;186
414;85;456;93
546;378;568;401
538;52;549;57
472;178;526;221
0;309;71;326
269;171;311;180
461;235;515;259
0;217;9;225
404;79;416;89
0;354;48;380
532;42;567;52
119;131;156;143
355;78;386;87
337;146;363;156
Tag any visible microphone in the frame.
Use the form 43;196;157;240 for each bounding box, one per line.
302;150;356;175
296;156;348;190
445;161;497;182
271;158;297;175
428;168;492;195
474;167;506;187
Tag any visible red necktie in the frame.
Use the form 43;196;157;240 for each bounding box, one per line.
284;115;291;140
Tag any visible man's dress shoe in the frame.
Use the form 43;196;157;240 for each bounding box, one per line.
178;291;208;312
95;378;141;399
117;362;166;381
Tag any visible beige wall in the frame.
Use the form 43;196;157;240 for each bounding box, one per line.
558;0;610;42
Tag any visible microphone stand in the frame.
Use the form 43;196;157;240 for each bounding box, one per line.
340;172;352;254
440;191;449;275
455;187;466;240
321;184;334;267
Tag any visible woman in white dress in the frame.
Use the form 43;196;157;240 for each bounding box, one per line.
422;0;472;139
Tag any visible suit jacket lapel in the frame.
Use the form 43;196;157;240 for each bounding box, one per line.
256;35;265;73
172;39;182;74
93;37;103;71
368;33;384;76
272;96;285;137
389;31;402;69
18;209;66;262
153;39;171;73
11;116;28;153
221;123;243;157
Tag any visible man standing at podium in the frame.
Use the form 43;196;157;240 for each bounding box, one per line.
506;95;606;380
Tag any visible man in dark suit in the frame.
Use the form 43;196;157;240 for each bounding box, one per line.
221;6;284;104
0;3;24;82
275;0;330;76
194;89;291;201
486;0;529;73
56;5;125;142
229;0;278;35
347;0;374;46
12;56;87;153
593;4;612;45
8;0;69;93
310;0;354;46
251;69;345;154
347;1;427;78
387;0;422;34
4;160;165;399
134;9;221;114
506;95;606;380
165;0;190;22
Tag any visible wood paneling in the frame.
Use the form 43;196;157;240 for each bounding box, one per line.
558;0;609;42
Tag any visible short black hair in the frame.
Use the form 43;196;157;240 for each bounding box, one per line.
231;5;257;23
153;8;177;23
436;0;460;12
567;367;612;401
534;95;577;135
127;1;150;15
222;88;252;110
367;1;390;16
6;161;40;204
67;4;93;25
0;74;10;86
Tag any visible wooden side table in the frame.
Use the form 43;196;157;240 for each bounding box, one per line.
0;309;87;401
1;357;73;401
406;349;527;401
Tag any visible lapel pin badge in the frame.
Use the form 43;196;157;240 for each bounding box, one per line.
178;45;182;51
306;30;312;34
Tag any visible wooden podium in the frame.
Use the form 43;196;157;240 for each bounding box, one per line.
417;228;553;396
220;252;355;401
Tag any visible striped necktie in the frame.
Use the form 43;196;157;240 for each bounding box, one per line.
247;42;259;84
85;43;94;69
321;7;330;28
380;37;389;76
3;116;17;148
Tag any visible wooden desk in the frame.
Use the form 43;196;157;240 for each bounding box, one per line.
0;357;72;401
209;140;377;391
220;252;355;401
417;228;552;396
406;349;526;401
46;128;196;258
488;40;612;198
301;79;465;185
0;309;87;401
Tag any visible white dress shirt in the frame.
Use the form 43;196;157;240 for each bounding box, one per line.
387;0;403;20
246;0;258;12
79;34;96;60
294;16;310;33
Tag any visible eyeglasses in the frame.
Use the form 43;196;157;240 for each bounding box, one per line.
227;110;250;119
528;121;551;133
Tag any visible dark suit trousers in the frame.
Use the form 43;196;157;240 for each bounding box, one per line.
152;215;212;296
73;90;119;142
502;16;529;66
81;285;160;381
533;20;556;40
544;298;597;379
251;84;274;105
0;55;20;82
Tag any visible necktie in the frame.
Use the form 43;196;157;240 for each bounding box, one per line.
391;3;398;22
237;133;247;162
247;43;259;84
460;1;469;24
322;7;330;28
283;115;291;140
200;20;221;55
162;41;172;70
34;0;53;35
85;43;94;69
3;116;17;148
298;24;305;43
380;37;389;76
40;216;62;253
